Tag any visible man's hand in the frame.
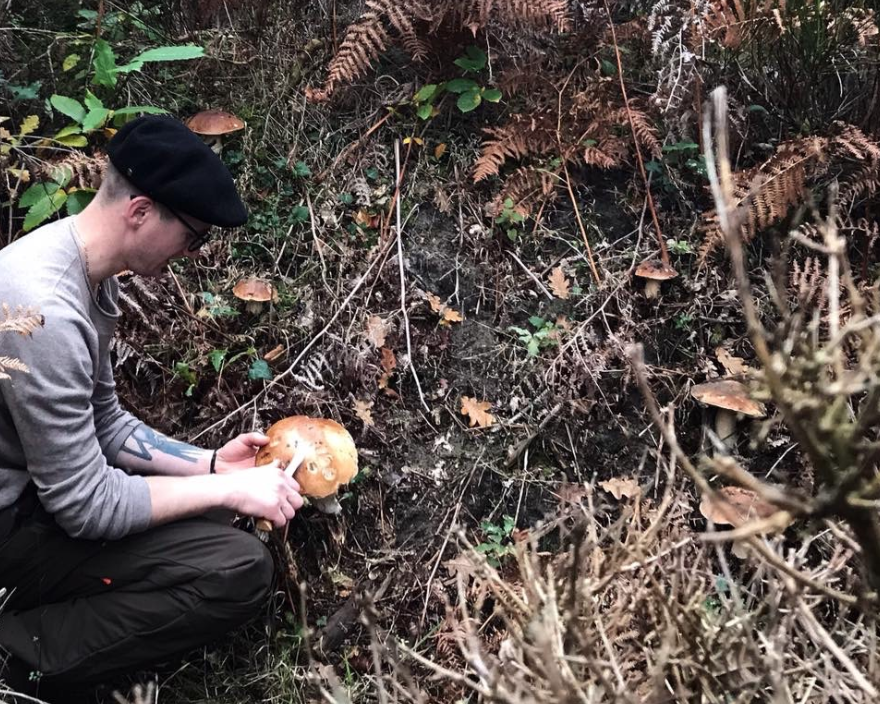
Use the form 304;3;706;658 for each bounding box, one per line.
213;431;271;473
225;458;305;528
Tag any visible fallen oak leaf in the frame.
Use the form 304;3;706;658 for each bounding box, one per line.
427;292;463;325
353;399;374;426
548;266;570;300
461;396;494;428
365;315;388;348
715;346;750;376
599;477;641;501
699;486;777;527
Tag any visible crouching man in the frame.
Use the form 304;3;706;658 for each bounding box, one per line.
0;115;303;701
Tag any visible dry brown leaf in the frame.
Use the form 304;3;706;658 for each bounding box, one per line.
715;346;749;375
263;344;285;362
599;477;641;501
427;292;463;325
461;396;494;428
378;347;397;391
548;266;570;300
365;315;387;348
443;553;478;582
434;143;447;159
699;487;777;527
558;481;589;506
353;399;374;426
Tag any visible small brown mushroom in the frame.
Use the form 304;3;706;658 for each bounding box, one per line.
692;380;765;449
185;109;245;153
233;277;277;314
635;259;678;299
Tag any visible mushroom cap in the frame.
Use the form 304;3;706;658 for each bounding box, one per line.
692;380;765;417
256;416;359;498
185;110;245;136
635;259;678;281
233;277;276;303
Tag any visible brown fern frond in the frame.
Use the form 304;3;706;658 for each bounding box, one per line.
41;151;105;190
305;11;390;102
463;0;571;34
0;304;44;336
0;356;30;379
626;108;662;160
491;165;559;217
699;137;830;262
473;113;558;182
703;0;779;50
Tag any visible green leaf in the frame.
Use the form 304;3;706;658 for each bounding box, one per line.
290;205;310;223
54;124;82;139
416;104;434;120
457;90;482;113
600;59;617;77
7;81;41;101
19;182;61;208
446;78;479;94
528;316;546;328
248;359;272;381
92;39;118;87
338;192;354;206
527;338;540;357
111;105;167;117
50;95;86;124
62;54;81;72
23;190;67;231
454;46;487;72
65;189;95;215
126;44;205;65
55;135;89;147
413;83;439;103
662;141;699;153
482;88;502;103
81;107;111;132
83;89;105;112
209;349;228;373
53;166;74;189
293;160;311;177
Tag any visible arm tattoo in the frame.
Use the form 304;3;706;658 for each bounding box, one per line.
121;426;202;464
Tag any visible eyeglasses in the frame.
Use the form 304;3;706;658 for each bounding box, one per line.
129;195;213;252
165;204;213;252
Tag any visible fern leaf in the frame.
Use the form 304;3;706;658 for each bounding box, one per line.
492;165;559;217
0;356;30;377
0;304;45;336
474;114;558;182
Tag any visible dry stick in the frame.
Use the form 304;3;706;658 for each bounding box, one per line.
506;250;554;300
190;235;395;442
797;600;879;697
561;160;602;287
419;452;482;627
165;265;194;316
394;139;430;414
602;0;669;266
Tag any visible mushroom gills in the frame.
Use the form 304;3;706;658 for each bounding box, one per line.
311;494;343;515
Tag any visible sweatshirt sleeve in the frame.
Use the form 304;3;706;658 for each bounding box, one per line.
0;297;152;540
92;341;144;465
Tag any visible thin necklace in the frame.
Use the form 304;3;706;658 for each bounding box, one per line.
72;221;98;296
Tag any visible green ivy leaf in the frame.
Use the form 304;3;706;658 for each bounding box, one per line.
92;39;118;87
50;95;86;124
62;54;81;72
209;349;228;373
81;107;111;132
446;78;479;94
454;46;487;72
248;359;273;381
112;105;167;117
65;189;96;215
416;104;434;120
56;134;89;147
413;83;439;102
457;89;482;113
482;88;502;103
24;190;67;231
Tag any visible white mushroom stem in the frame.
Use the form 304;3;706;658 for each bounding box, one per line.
715;409;737;447
311;495;343;514
644;279;660;299
246;300;265;315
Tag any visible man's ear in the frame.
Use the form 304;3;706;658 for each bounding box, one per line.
126;195;153;228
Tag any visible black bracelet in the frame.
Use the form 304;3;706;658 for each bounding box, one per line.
209;450;218;475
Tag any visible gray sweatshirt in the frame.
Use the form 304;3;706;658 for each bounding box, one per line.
0;217;152;539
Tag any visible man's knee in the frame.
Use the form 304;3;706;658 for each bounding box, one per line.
210;529;274;609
